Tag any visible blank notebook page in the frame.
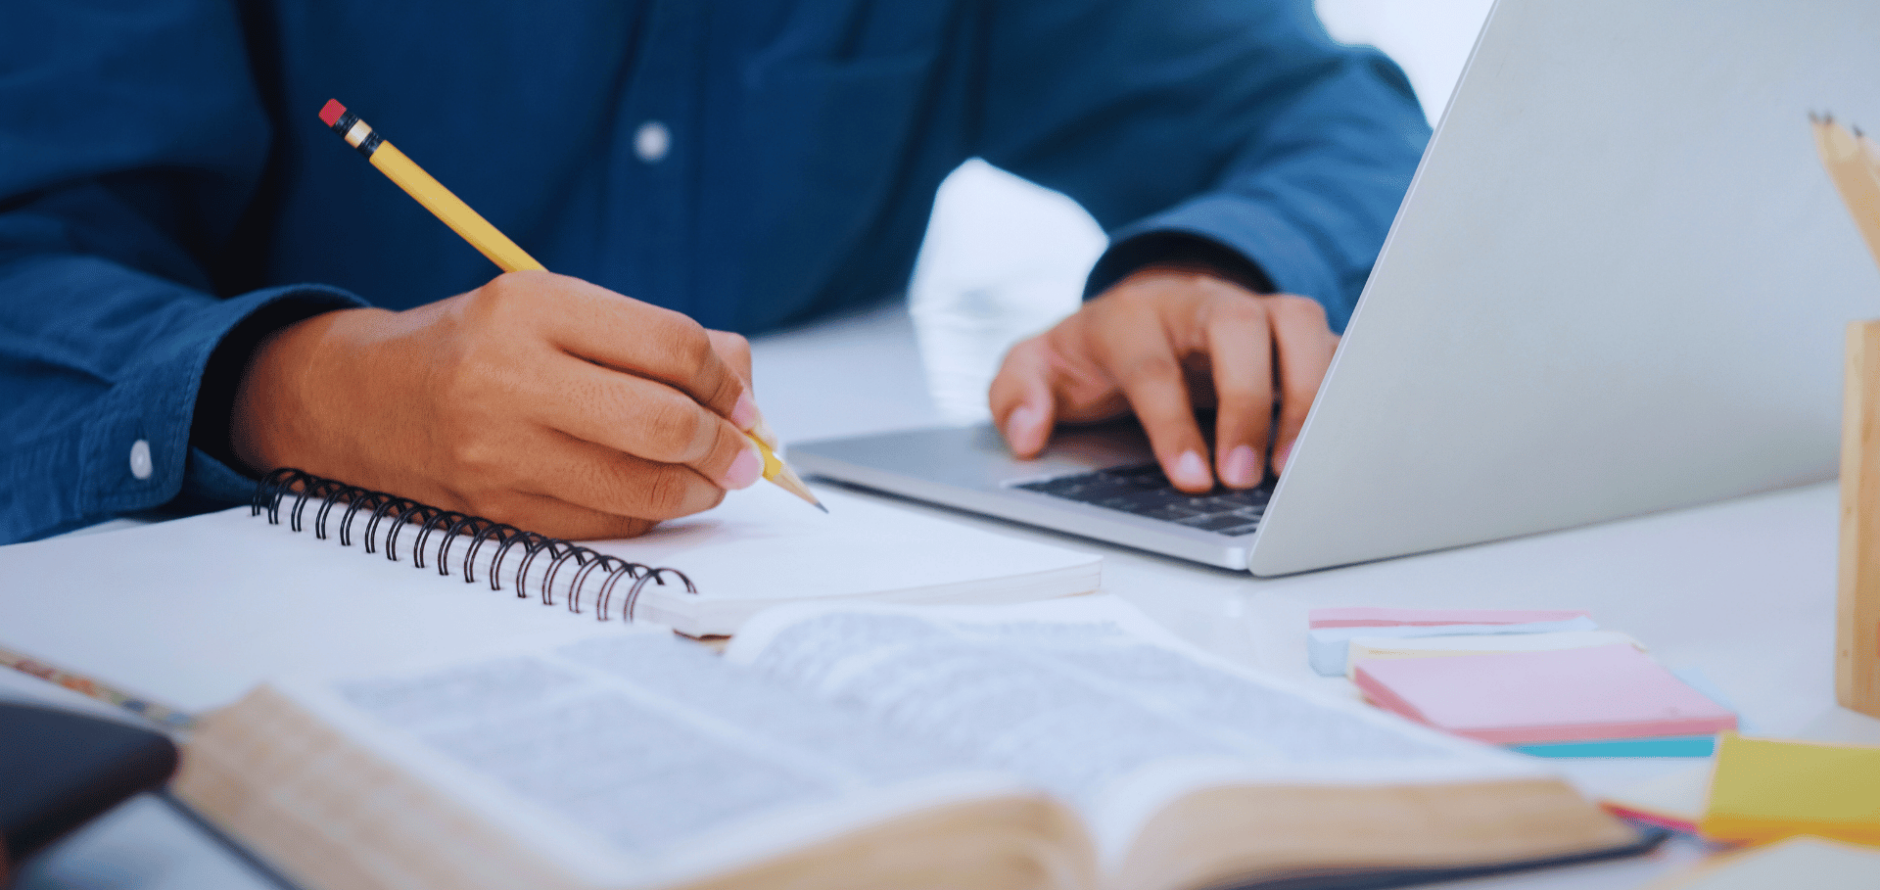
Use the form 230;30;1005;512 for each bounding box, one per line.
1353;644;1736;744
0;485;1098;712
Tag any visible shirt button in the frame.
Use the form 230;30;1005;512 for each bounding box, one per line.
634;121;670;163
129;439;153;480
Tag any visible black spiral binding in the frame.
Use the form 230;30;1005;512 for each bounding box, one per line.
251;468;696;622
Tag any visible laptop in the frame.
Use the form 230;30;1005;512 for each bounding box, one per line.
789;0;1880;575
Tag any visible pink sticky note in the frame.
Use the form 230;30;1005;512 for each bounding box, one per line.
1353;644;1736;744
1309;607;1591;628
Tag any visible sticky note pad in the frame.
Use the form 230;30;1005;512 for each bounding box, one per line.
1699;734;1880;846
1348;630;1643;667
1513;735;1716;758
1308;607;1591;628
1307;617;1599;676
1352;644;1737;744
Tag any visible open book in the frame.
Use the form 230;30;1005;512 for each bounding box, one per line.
176;597;1645;890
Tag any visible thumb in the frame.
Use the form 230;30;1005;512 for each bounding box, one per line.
989;337;1058;458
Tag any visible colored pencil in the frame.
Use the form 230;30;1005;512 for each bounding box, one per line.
1;644;196;732
1811;113;1880;269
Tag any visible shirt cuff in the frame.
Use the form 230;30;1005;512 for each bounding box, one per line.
14;285;363;540
1084;194;1354;332
1085;230;1276;298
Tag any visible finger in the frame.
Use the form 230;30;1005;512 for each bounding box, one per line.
506;272;749;423
1266;296;1337;474
707;329;759;431
1096;311;1214;492
527;354;764;491
1203;292;1275;488
989;337;1060;458
521;430;730;522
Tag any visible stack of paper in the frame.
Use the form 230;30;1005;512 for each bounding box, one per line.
1347;630;1644;666
1353;644;1738;755
1306;608;1598;677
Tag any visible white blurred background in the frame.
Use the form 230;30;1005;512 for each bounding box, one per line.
905;0;1497;423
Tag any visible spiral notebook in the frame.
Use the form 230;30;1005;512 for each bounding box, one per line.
0;470;1101;717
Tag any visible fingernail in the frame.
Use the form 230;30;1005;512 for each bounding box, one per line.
721;446;763;490
1274;442;1294;473
1220;445;1259;488
731;393;758;430
1005;405;1044;447
1172;450;1211;490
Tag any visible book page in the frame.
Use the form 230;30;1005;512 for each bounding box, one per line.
274;630;1041;888
725;597;1551;863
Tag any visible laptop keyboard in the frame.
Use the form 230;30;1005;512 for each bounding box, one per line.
1014;463;1275;537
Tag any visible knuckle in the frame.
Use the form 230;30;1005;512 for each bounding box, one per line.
666;318;714;371
476;273;527;311
463;272;553;330
641;467;708;519
1267;294;1329;325
1213;293;1267;324
1120;353;1182;385
644;394;708;460
1208;303;1268;343
446;435;504;477
1115;285;1165;313
605;516;661;539
716;331;751;363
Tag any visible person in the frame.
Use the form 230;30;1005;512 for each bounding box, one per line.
0;0;1429;545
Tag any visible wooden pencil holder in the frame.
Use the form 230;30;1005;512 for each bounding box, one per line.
1839;319;1880;718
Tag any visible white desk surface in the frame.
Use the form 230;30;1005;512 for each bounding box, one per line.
15;298;1880;890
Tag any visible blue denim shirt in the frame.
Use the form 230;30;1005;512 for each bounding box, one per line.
0;0;1429;543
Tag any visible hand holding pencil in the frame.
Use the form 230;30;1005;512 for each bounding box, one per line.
221;102;819;542
315;100;822;511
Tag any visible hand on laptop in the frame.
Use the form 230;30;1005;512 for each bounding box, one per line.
990;267;1339;493
227;271;764;540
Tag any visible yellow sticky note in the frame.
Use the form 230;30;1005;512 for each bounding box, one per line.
1699;733;1880;846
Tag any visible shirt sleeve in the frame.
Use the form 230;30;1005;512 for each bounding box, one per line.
0;0;363;543
973;0;1431;331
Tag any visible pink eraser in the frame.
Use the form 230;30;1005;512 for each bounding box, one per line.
319;99;347;127
1309;607;1591;629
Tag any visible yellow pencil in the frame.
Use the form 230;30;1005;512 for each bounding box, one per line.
318;99;824;511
